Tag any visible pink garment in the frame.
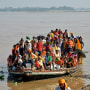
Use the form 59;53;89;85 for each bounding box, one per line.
50;52;54;57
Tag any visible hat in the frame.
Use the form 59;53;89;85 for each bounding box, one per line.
70;32;73;35
56;47;59;51
46;51;50;54
58;78;67;89
26;36;30;40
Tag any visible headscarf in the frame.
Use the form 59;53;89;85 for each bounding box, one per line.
46;51;52;62
77;39;81;50
58;78;68;89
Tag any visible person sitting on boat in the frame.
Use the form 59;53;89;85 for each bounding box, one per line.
73;54;78;66
44;52;52;70
35;58;39;70
25;49;34;69
54;49;61;68
55;78;71;90
41;46;46;59
49;47;55;70
12;55;23;70
38;56;44;70
17;55;23;67
15;51;22;61
66;56;74;68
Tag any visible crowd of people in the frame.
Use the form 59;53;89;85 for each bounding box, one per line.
7;29;84;71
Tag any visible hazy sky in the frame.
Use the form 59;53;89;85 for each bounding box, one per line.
0;0;90;8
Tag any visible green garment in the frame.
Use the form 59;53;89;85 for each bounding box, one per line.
26;36;30;40
47;52;52;62
56;57;60;61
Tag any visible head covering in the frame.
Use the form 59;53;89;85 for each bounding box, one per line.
58;78;67;89
56;47;59;51
26;36;30;40
70;32;73;35
46;51;50;54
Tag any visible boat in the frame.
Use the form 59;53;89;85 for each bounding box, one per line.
8;65;80;80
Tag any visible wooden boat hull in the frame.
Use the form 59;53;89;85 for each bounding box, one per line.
8;66;79;80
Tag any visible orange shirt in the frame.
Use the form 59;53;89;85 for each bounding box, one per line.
66;40;74;48
41;51;46;57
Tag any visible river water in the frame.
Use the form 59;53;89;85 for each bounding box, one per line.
0;11;90;90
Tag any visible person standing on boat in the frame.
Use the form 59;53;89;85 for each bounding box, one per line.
63;29;68;38
66;37;74;52
55;78;71;90
37;39;43;56
79;36;84;50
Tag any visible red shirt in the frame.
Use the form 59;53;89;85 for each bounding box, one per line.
36;61;39;67
37;42;43;51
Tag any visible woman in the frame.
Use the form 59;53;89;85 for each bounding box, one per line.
55;78;71;90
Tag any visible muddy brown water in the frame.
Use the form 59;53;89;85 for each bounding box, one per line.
0;11;90;90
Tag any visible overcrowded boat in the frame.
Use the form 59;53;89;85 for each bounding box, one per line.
7;29;86;79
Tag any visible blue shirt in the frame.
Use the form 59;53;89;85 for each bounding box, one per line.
45;56;48;64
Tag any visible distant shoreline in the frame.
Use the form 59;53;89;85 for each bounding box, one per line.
0;10;90;12
0;6;90;12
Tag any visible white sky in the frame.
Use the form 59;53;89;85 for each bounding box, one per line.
0;0;90;8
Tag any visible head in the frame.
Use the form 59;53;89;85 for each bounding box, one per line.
56;50;59;54
20;44;23;48
46;52;49;56
65;29;67;33
17;56;20;60
21;38;24;43
38;56;41;60
38;39;41;43
33;36;35;40
49;47;52;52
58;78;67;89
9;55;12;58
69;50;72;54
68;37;70;41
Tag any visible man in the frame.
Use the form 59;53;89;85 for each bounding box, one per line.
37;39;43;55
55;78;71;90
44;52;52;70
66;37;74;52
